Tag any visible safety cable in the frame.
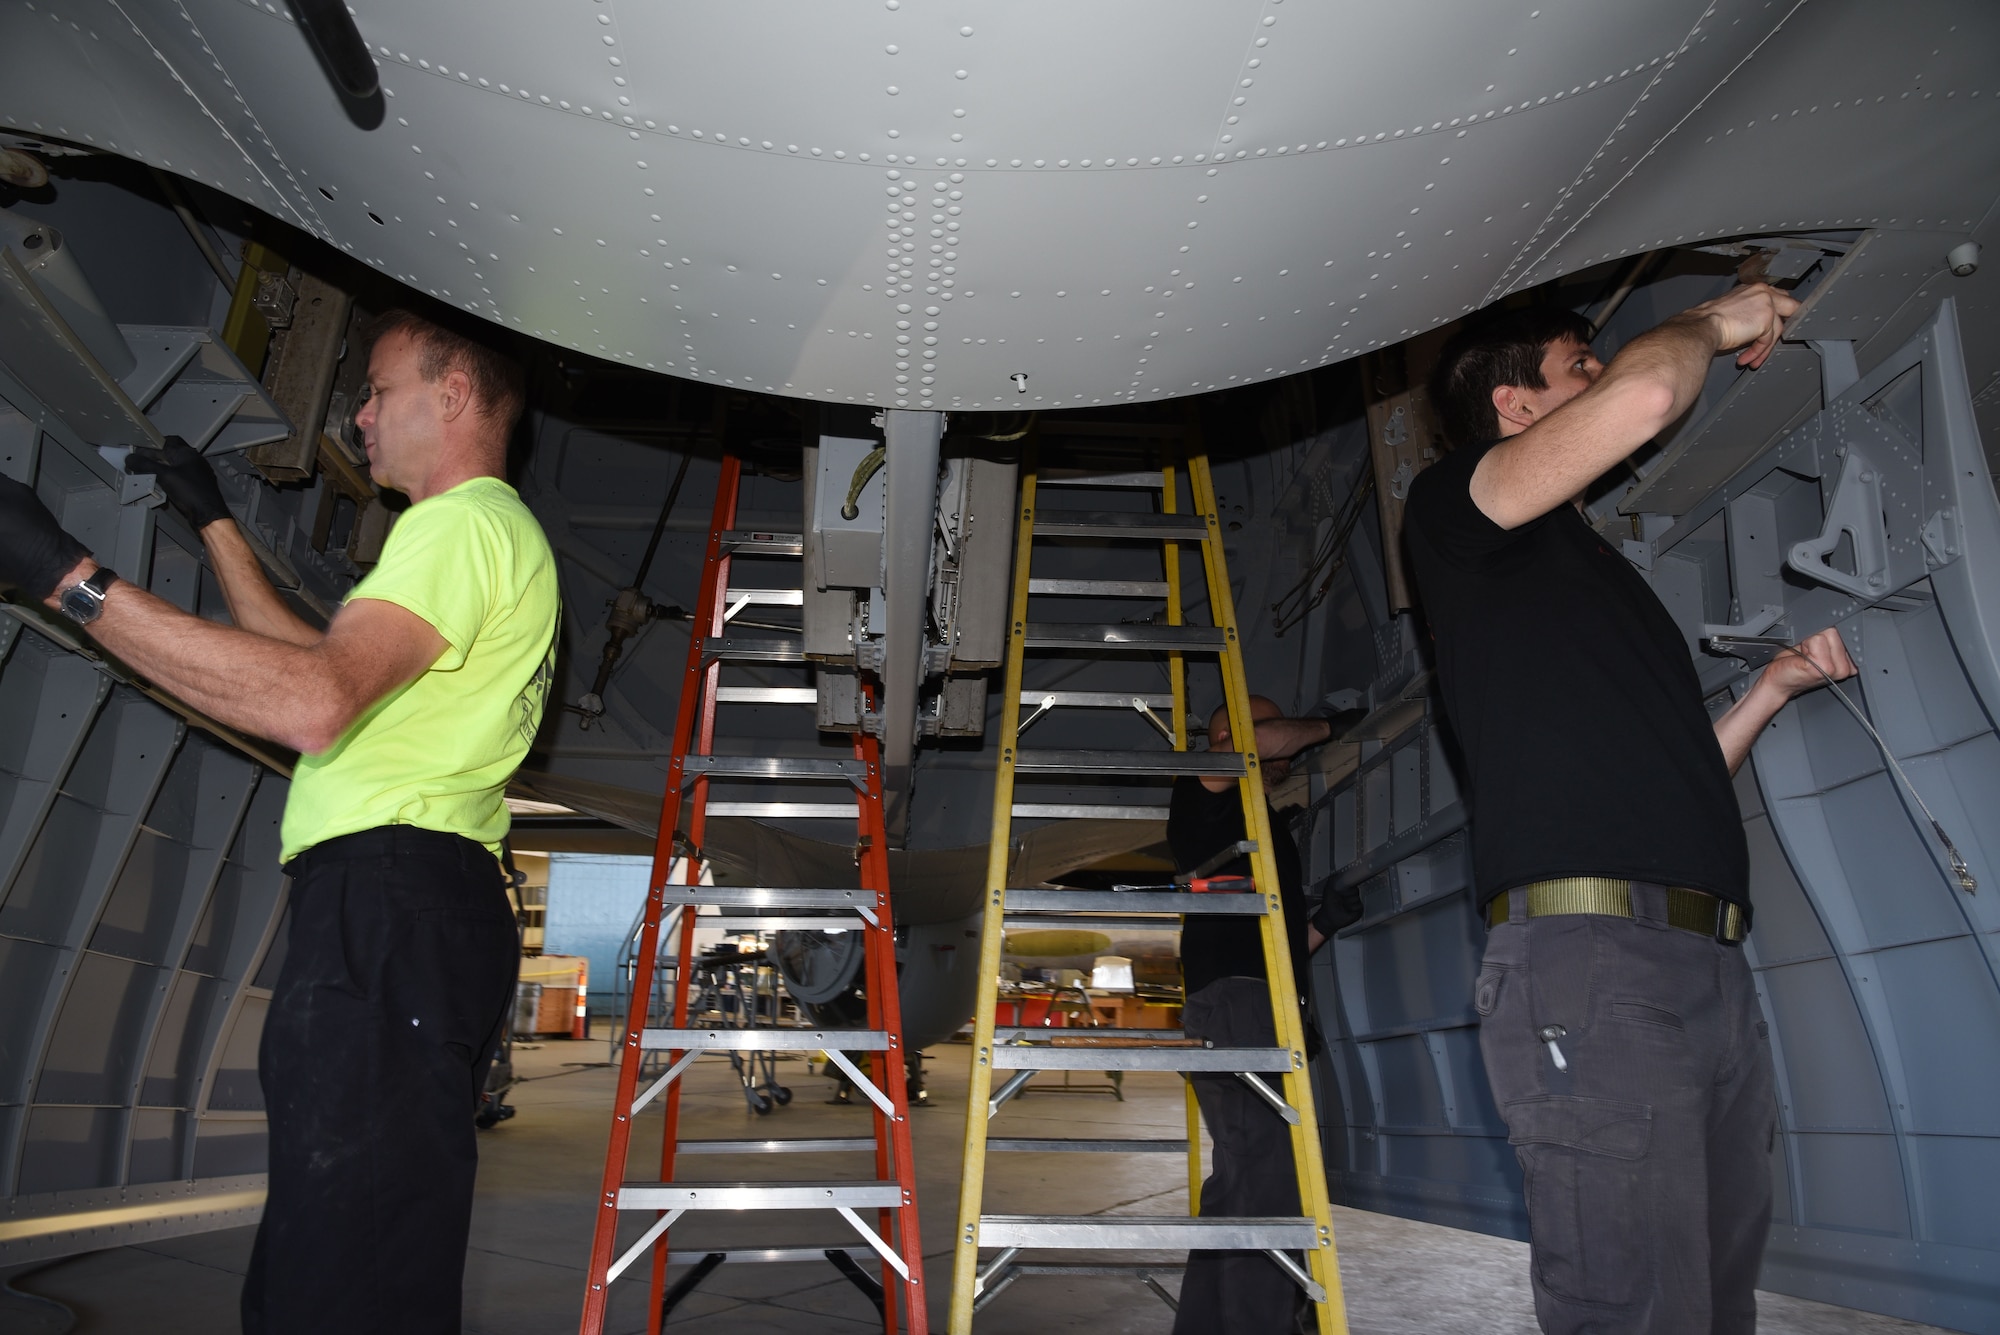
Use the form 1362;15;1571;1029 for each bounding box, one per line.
1776;646;1977;894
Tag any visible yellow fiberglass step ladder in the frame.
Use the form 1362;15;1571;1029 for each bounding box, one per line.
579;453;927;1335
947;434;1348;1334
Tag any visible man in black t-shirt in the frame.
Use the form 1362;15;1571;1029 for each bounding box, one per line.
1404;286;1855;1335
1167;695;1361;1335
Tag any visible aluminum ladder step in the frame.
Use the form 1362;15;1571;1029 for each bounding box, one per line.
987;1138;1189;1153
1016;691;1175;709
1033;510;1208;541
1023;623;1226;653
989;1045;1293;1072
1027;578;1171;598
661;886;876;909
1012;749;1246;777
1004;889;1268;915
703;913;871;930
677;1138;877;1155
640;1028;891;1052
680;755;867;781
712;687;817;705
1033;470;1170;489
704;800;859;818
1001;912;1203;930
1009;803;1171;821
718;530;803;556
992;1027;1188;1042
705;635;805;663
722;587;804;606
619;1181;905;1212
657;1247;882;1266
976;1215;1320;1250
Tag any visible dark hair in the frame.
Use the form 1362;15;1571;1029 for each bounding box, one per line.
1428;306;1594;449
366;308;526;435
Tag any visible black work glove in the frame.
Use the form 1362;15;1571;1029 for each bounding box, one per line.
1312;706;1370;744
1311;884;1365;939
0;474;90;603
127;435;231;530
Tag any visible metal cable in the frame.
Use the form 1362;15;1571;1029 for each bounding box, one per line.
1271;471;1375;636
1777;646;1977;894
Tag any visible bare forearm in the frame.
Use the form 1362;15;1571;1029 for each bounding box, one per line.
73;579;347;752
1473;313;1723;528
202;521;321;646
1712;675;1789;776
1253;716;1334;761
1600;313;1720;430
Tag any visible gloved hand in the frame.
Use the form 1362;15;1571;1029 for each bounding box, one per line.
127;435;232;530
1318;706;1369;742
1311;884;1365;939
0;474;90;602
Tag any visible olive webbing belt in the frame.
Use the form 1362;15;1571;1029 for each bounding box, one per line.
1485;875;1748;944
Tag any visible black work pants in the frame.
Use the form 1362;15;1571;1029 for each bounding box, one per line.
1477;887;1776;1335
243;826;518;1335
1173;976;1308;1335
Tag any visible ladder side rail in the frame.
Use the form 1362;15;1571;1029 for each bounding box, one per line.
854;709;929;1333
1160;456;1203;1216
861;742;900;1335
946;444;1041;1335
580;453;743;1335
1187;453;1349;1335
1160;456;1189;756
647;455;742;1333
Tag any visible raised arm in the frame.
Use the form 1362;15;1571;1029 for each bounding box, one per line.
197;518;325;646
1469;283;1798;530
1246;716;1334;763
1199;714;1334;792
128;437;323;646
1711;627;1857;776
0;466;442;758
41;551;445;754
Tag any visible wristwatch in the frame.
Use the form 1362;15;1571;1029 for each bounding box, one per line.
57;567;117;625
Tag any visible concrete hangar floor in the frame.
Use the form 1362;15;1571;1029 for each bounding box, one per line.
2;1039;1958;1335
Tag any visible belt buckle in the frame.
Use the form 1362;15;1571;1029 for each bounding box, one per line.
1714;898;1744;947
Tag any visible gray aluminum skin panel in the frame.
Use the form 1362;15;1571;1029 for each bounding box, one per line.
2;1;1996;409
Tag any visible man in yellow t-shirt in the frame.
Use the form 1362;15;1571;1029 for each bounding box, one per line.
0;308;556;1334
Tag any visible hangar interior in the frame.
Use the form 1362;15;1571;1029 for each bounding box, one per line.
2;1;1999;1332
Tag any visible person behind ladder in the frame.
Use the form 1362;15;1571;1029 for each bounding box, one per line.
1168;694;1362;1334
1404;285;1855;1334
0;307;558;1335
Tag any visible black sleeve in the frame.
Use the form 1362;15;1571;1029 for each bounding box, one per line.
1167;776;1249;876
1403;442;1547;572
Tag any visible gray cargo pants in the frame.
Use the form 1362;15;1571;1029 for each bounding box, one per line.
1477;886;1776;1335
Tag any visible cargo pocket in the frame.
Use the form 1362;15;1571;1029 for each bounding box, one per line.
1474;966;1507;1017
1505;1095;1653;1309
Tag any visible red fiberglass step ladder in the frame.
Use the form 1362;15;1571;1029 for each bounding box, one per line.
578;454;927;1334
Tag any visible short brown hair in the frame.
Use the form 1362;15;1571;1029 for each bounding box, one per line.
366;308;526;435
1429;306;1594;449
